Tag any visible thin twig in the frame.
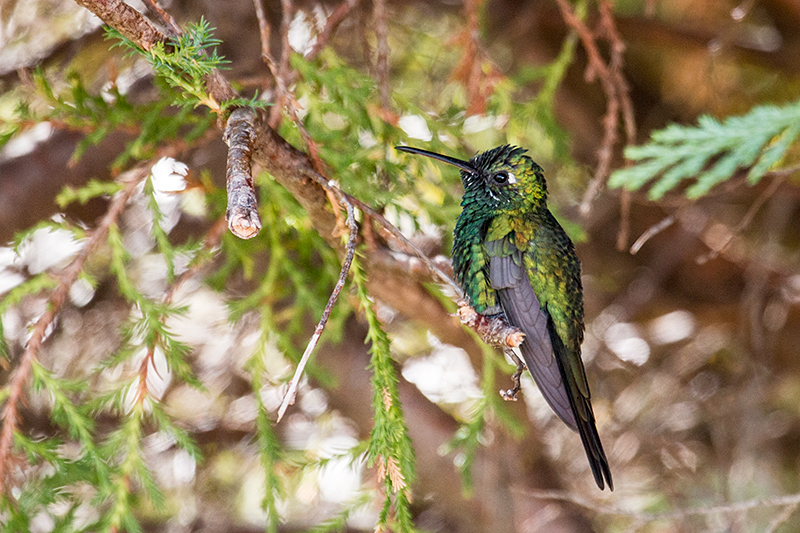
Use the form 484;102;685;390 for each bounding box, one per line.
697;173;786;264
517;486;800;523
463;0;482;115
373;0;391;108
277;201;358;422
617;188;631;251
765;501;799;533
225;107;262;239
341;191;463;298
307;0;360;59
557;0;636;218
268;0;295;127
600;0;636;142
140;0;181;37
0;166;145;494
629;214;675;255
452;0;503;116
254;0;327;176
253;0;272;59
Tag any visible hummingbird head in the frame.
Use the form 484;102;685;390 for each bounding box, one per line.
395;144;547;211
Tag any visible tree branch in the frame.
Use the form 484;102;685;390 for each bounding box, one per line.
224;108;262;239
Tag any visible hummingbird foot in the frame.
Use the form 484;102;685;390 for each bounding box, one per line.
500;348;527;401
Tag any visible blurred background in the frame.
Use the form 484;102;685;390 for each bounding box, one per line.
2;0;800;532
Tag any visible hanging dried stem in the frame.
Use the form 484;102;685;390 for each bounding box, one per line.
0;165;146;494
307;0;360;59
373;0;391;108
629;213;675;255
277;200;358;422
225;107;262;239
452;0;503;115
554;0;636;218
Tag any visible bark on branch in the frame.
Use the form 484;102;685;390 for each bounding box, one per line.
224;107;262;239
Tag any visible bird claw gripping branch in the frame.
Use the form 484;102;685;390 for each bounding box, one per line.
499;348;527;401
456;303;527;401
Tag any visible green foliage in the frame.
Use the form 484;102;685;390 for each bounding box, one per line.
289;50;466;230
6;69;215;172
609;100;800;199
56;179;122;208
496;0;586;162
352;256;416;533
109;19;228;110
307;492;374;533
246;351;284;532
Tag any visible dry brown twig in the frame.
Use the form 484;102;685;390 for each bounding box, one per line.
374;0;391;108
269;0;295;127
696;172;788;264
630;165;797;259
252;0;367;419
277;201;358;422
452;0;504;116
554;0;636;223
517;485;800;525
0;165;146;494
307;0;360;59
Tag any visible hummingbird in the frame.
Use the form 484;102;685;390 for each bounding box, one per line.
396;144;612;490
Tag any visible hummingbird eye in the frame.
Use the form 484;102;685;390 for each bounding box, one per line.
493;171;509;184
492;171;516;185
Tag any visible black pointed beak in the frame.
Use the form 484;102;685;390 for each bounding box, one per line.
395;146;476;173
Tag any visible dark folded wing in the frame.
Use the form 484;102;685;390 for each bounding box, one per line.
489;249;613;490
488;251;578;430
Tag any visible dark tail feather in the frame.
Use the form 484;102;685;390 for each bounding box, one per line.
546;317;613;491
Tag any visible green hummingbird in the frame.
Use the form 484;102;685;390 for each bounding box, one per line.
396;144;612;490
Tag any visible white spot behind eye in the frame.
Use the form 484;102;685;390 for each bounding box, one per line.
507;172;517;184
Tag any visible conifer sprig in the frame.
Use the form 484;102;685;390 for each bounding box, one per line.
609;101;800;199
352;256;416;533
